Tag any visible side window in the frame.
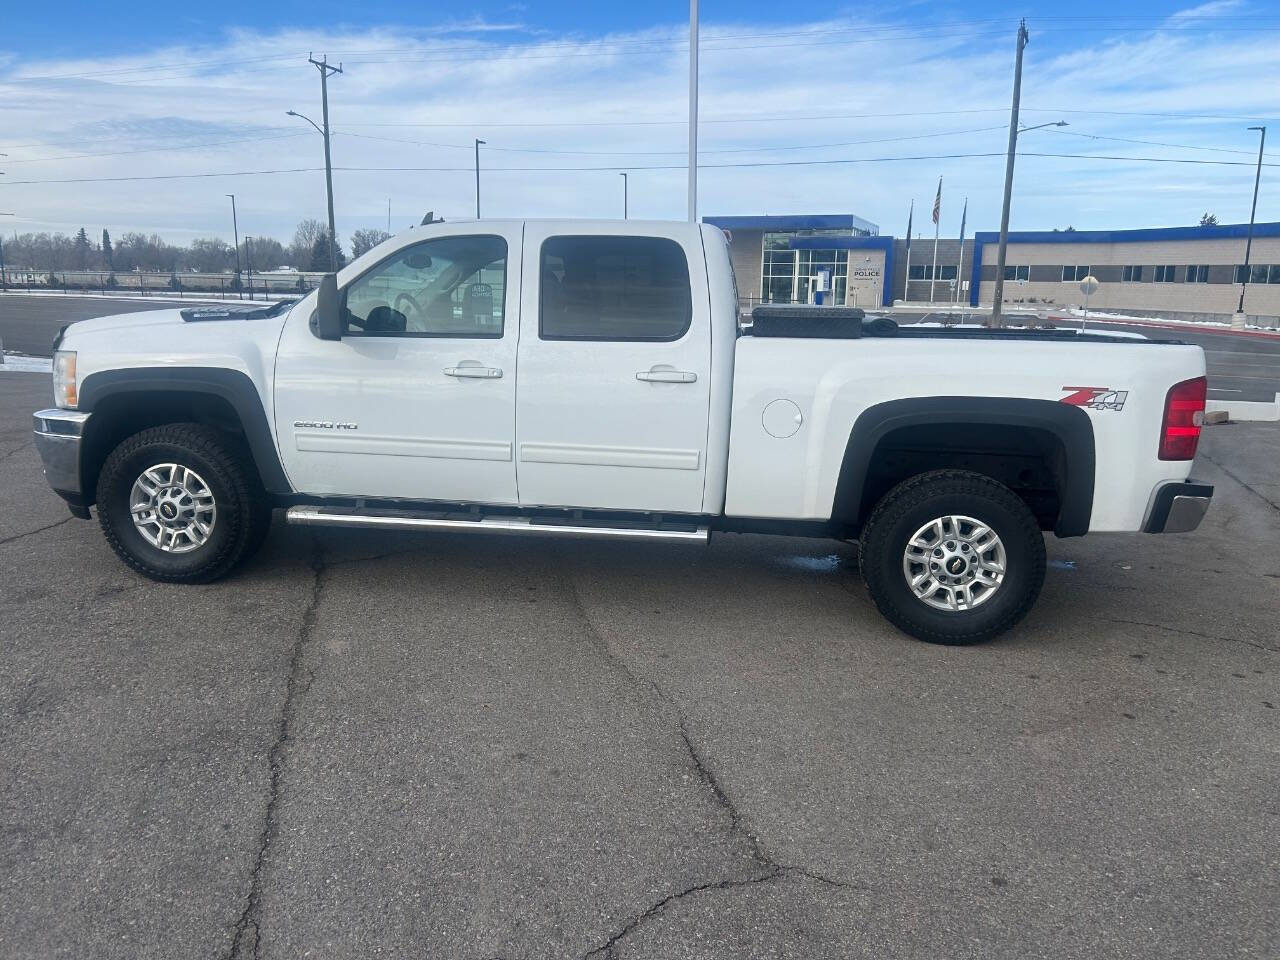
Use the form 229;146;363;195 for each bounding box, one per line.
343;235;506;338
539;235;692;341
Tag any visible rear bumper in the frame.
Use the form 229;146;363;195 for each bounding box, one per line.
1144;481;1213;533
32;408;92;516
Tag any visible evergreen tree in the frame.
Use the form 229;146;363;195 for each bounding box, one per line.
73;227;91;269
1199;212;1219;226
308;233;347;271
101;229;113;268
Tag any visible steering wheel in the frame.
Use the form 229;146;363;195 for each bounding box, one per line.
393;291;424;320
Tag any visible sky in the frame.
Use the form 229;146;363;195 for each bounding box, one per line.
1;1;1278;249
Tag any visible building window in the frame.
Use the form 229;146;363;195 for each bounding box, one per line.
761;235;797;303
1154;265;1177;283
1003;265;1029;281
1235;264;1270;284
1185;265;1209;283
1122;265;1144;282
1270;265;1280;284
1061;265;1089;282
909;264;958;281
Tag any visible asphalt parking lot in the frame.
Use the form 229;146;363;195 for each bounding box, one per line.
0;294;226;357
904;309;1280;403
1;371;1277;959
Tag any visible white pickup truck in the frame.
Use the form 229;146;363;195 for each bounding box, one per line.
33;220;1213;644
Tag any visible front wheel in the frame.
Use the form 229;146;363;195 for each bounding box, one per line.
96;423;271;583
859;470;1046;645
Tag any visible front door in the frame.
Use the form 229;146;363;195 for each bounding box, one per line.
514;224;712;514
273;225;521;504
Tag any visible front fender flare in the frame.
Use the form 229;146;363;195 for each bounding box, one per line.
77;366;291;494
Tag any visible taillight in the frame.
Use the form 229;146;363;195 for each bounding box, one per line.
1158;376;1206;460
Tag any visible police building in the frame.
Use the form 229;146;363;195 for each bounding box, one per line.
707;214;1280;324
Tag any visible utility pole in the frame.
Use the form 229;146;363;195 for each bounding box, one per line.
620;172;628;218
687;0;699;222
308;53;342;272
1237;125;1267;320
990;19;1029;328
474;139;486;218
226;194;242;299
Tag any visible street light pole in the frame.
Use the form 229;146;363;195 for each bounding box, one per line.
474;139;486;219
225;194;242;299
1238;125;1266;318
687;0;699;223
620;172;628;219
991;19;1029;328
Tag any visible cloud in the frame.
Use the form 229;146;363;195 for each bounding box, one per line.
1167;0;1245;24
0;15;1276;245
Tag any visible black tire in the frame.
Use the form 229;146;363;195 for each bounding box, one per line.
859;470;1046;645
96;423;271;583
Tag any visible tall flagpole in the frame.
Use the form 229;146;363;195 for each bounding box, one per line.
902;200;914;304
956;197;968;306
687;0;699;223
929;177;941;304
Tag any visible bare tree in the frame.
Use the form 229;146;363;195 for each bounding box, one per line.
290;219;328;268
350;228;392;259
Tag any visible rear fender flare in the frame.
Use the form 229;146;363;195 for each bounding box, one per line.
832;396;1095;537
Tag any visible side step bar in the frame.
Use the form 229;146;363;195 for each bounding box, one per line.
285;506;710;544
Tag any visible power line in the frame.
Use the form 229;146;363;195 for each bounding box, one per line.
1041;127;1265;156
333;124;1010;157
4;150;1278;186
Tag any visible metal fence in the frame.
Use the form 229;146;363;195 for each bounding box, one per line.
0;269;323;300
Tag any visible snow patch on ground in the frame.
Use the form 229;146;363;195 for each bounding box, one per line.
1063;306;1280;334
1;353;54;372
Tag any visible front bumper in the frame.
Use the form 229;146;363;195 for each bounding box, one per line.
33;408;92;516
1144;480;1214;534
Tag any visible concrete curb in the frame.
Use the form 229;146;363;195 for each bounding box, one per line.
1206;395;1280;422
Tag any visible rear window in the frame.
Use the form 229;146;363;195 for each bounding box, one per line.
539;235;692;341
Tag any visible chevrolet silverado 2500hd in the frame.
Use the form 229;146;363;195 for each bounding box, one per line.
32;220;1213;644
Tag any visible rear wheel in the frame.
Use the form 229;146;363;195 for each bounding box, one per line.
859;470;1045;645
96;423;271;583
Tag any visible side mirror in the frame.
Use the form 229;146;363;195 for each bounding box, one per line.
312;273;343;341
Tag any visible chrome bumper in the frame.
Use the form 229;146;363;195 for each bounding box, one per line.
33;408;92;512
1144;481;1213;534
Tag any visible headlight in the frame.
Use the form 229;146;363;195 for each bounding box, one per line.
53;351;78;408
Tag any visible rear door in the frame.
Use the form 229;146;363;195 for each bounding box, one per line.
514;223;712;514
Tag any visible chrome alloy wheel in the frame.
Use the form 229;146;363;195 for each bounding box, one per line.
902;514;1006;612
129;463;217;554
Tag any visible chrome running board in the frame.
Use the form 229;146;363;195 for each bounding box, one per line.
285;506;710;544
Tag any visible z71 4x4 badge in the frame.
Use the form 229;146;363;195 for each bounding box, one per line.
1060;386;1129;411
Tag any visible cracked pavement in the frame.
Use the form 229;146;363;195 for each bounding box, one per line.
1;372;1277;959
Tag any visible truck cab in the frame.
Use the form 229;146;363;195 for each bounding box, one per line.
274;220;734;515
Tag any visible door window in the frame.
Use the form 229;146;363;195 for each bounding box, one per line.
342;235;507;337
539;236;692;341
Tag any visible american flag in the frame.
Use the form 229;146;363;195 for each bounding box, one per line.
931;177;942;225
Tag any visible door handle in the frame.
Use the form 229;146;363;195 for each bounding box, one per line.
636;369;697;383
444;366;503;379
